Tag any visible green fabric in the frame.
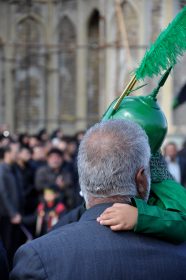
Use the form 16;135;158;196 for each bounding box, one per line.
83;201;87;212
172;98;179;109
131;180;186;244
133;5;186;81
150;150;173;182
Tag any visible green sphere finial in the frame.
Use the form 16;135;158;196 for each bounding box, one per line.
100;67;172;153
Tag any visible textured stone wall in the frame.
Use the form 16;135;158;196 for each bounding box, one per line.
0;0;185;135
0;45;5;125
14;15;46;132
150;0;162;43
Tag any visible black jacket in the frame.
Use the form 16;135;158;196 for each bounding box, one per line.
0;161;24;218
0;235;9;280
10;203;186;280
35;164;75;209
178;156;186;187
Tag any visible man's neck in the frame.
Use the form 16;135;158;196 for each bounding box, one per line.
86;196;131;209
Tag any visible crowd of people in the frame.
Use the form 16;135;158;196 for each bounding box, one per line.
9;119;186;280
1;121;186;276
164;141;186;187
0;124;85;270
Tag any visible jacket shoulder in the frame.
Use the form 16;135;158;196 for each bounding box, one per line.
10;242;48;280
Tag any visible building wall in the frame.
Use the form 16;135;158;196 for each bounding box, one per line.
0;0;185;139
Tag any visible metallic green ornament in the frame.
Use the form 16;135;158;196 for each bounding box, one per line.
100;68;172;154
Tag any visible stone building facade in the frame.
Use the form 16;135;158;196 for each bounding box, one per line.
0;0;186;143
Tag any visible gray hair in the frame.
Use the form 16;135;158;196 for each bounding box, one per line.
78;119;151;204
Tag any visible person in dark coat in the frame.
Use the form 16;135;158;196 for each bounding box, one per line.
0;235;9;280
0;143;24;270
16;146;37;236
16;146;36;213
38;129;48;144
164;142;186;187
10;120;186;280
35;148;75;210
29;145;46;174
18;134;29;149
178;140;186;159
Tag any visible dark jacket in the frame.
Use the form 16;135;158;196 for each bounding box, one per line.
0;235;9;280
178;156;186;187
35;164;75;209
15;163;37;215
35;165;72;192
10;203;186;280
178;146;186;160
0;162;23;218
29;159;46;174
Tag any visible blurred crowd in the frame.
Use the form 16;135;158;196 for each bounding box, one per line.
0;124;85;270
164;141;186;187
1;121;186;270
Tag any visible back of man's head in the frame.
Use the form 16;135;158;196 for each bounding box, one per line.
78;119;151;206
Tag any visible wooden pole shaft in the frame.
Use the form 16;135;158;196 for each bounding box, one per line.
114;0;133;71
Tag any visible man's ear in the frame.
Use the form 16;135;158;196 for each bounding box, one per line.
136;167;146;197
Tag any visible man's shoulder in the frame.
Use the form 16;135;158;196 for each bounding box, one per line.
16;221;84;260
12;217;186;280
18;217;186;269
22;214;186;252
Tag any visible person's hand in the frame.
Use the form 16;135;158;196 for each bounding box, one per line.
56;175;65;190
10;214;22;224
97;203;138;231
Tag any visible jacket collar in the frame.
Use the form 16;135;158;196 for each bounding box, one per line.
80;202;130;222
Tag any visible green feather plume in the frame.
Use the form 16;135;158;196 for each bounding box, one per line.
134;5;186;81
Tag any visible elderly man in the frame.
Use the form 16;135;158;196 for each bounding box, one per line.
10;120;186;280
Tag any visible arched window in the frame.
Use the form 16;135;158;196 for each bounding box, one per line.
121;1;138;46
87;9;99;128
14;16;46;132
58;16;76;129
